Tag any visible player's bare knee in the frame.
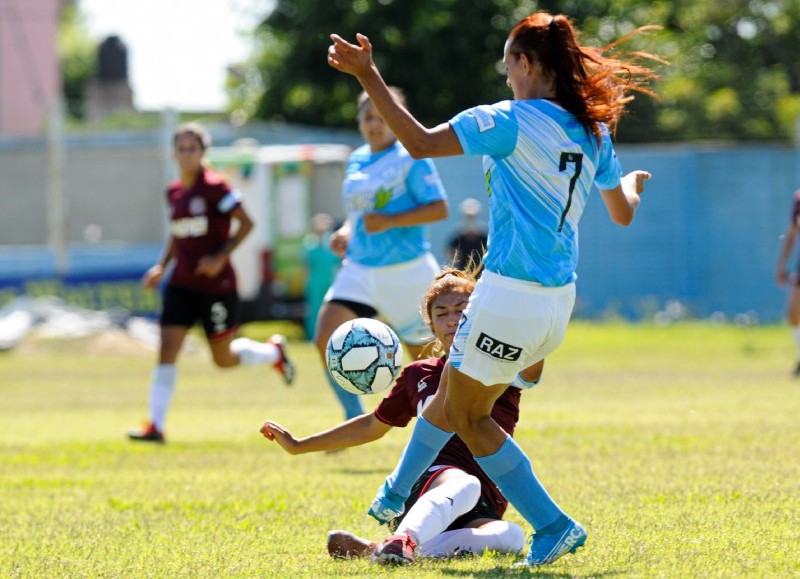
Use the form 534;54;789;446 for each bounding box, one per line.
459;473;481;504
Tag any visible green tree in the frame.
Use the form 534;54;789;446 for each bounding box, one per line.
58;2;96;120
240;0;668;139
237;0;800;142
654;0;800;141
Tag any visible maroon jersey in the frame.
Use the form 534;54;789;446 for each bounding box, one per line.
166;167;241;294
374;356;521;517
791;190;800;227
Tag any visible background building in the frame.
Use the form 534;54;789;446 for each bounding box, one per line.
0;0;63;136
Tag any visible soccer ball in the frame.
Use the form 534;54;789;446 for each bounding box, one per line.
326;318;403;395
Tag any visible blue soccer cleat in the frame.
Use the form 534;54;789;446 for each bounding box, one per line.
367;481;406;525
519;519;587;566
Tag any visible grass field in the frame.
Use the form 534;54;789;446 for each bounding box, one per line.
1;321;799;577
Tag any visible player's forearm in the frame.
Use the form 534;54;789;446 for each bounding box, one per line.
218;207;254;258
386;200;449;227
357;67;434;157
295;415;388;453
158;238;176;268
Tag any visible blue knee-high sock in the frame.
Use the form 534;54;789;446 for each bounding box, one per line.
386;416;453;498
324;371;365;420
474;437;567;532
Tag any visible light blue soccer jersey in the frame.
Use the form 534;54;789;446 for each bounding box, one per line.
450;99;622;286
342;141;447;267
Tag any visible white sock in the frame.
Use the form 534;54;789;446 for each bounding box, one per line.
396;472;481;546
511;373;540;390
230;337;279;366
418;520;526;558
791;326;800;359
149;364;176;431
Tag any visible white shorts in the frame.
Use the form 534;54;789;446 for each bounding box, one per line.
324;252;440;345
450;270;576;386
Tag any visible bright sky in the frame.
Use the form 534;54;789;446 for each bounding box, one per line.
79;0;270;111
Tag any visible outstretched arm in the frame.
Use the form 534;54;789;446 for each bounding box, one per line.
328;33;462;159
260;412;392;455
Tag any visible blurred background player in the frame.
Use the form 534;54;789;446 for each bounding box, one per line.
446;197;488;271
302;213;341;340
128;122;294;443
261;266;528;564
312;87;449;420
775;188;800;377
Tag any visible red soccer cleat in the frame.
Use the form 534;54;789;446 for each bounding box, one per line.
127;422;165;443
371;533;417;565
268;334;295;386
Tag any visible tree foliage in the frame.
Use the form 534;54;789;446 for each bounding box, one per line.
58;3;96;120
235;0;800;142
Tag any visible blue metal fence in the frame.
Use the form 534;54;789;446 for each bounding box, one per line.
2;134;799;323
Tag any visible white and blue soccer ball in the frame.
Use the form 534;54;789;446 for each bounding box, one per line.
325;318;403;395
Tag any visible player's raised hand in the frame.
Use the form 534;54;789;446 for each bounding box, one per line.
328;33;374;77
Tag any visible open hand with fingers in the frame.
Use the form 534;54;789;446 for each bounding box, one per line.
328;33;375;77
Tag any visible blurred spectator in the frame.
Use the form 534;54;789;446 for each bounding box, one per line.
447;198;488;270
303;213;341;339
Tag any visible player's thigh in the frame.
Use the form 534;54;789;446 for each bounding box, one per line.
314;301;360;353
373;253;438;345
451;271;575;386
419;360;452;431
197;292;240;367
444;368;508;425
159;286;198;363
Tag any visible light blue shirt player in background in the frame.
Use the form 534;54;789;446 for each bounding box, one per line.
329;9;660;568
312;87;448;421
343;140;446;267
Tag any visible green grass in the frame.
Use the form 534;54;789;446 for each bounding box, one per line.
1;321;799;577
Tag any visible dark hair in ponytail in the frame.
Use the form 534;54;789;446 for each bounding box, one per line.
508;11;663;138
